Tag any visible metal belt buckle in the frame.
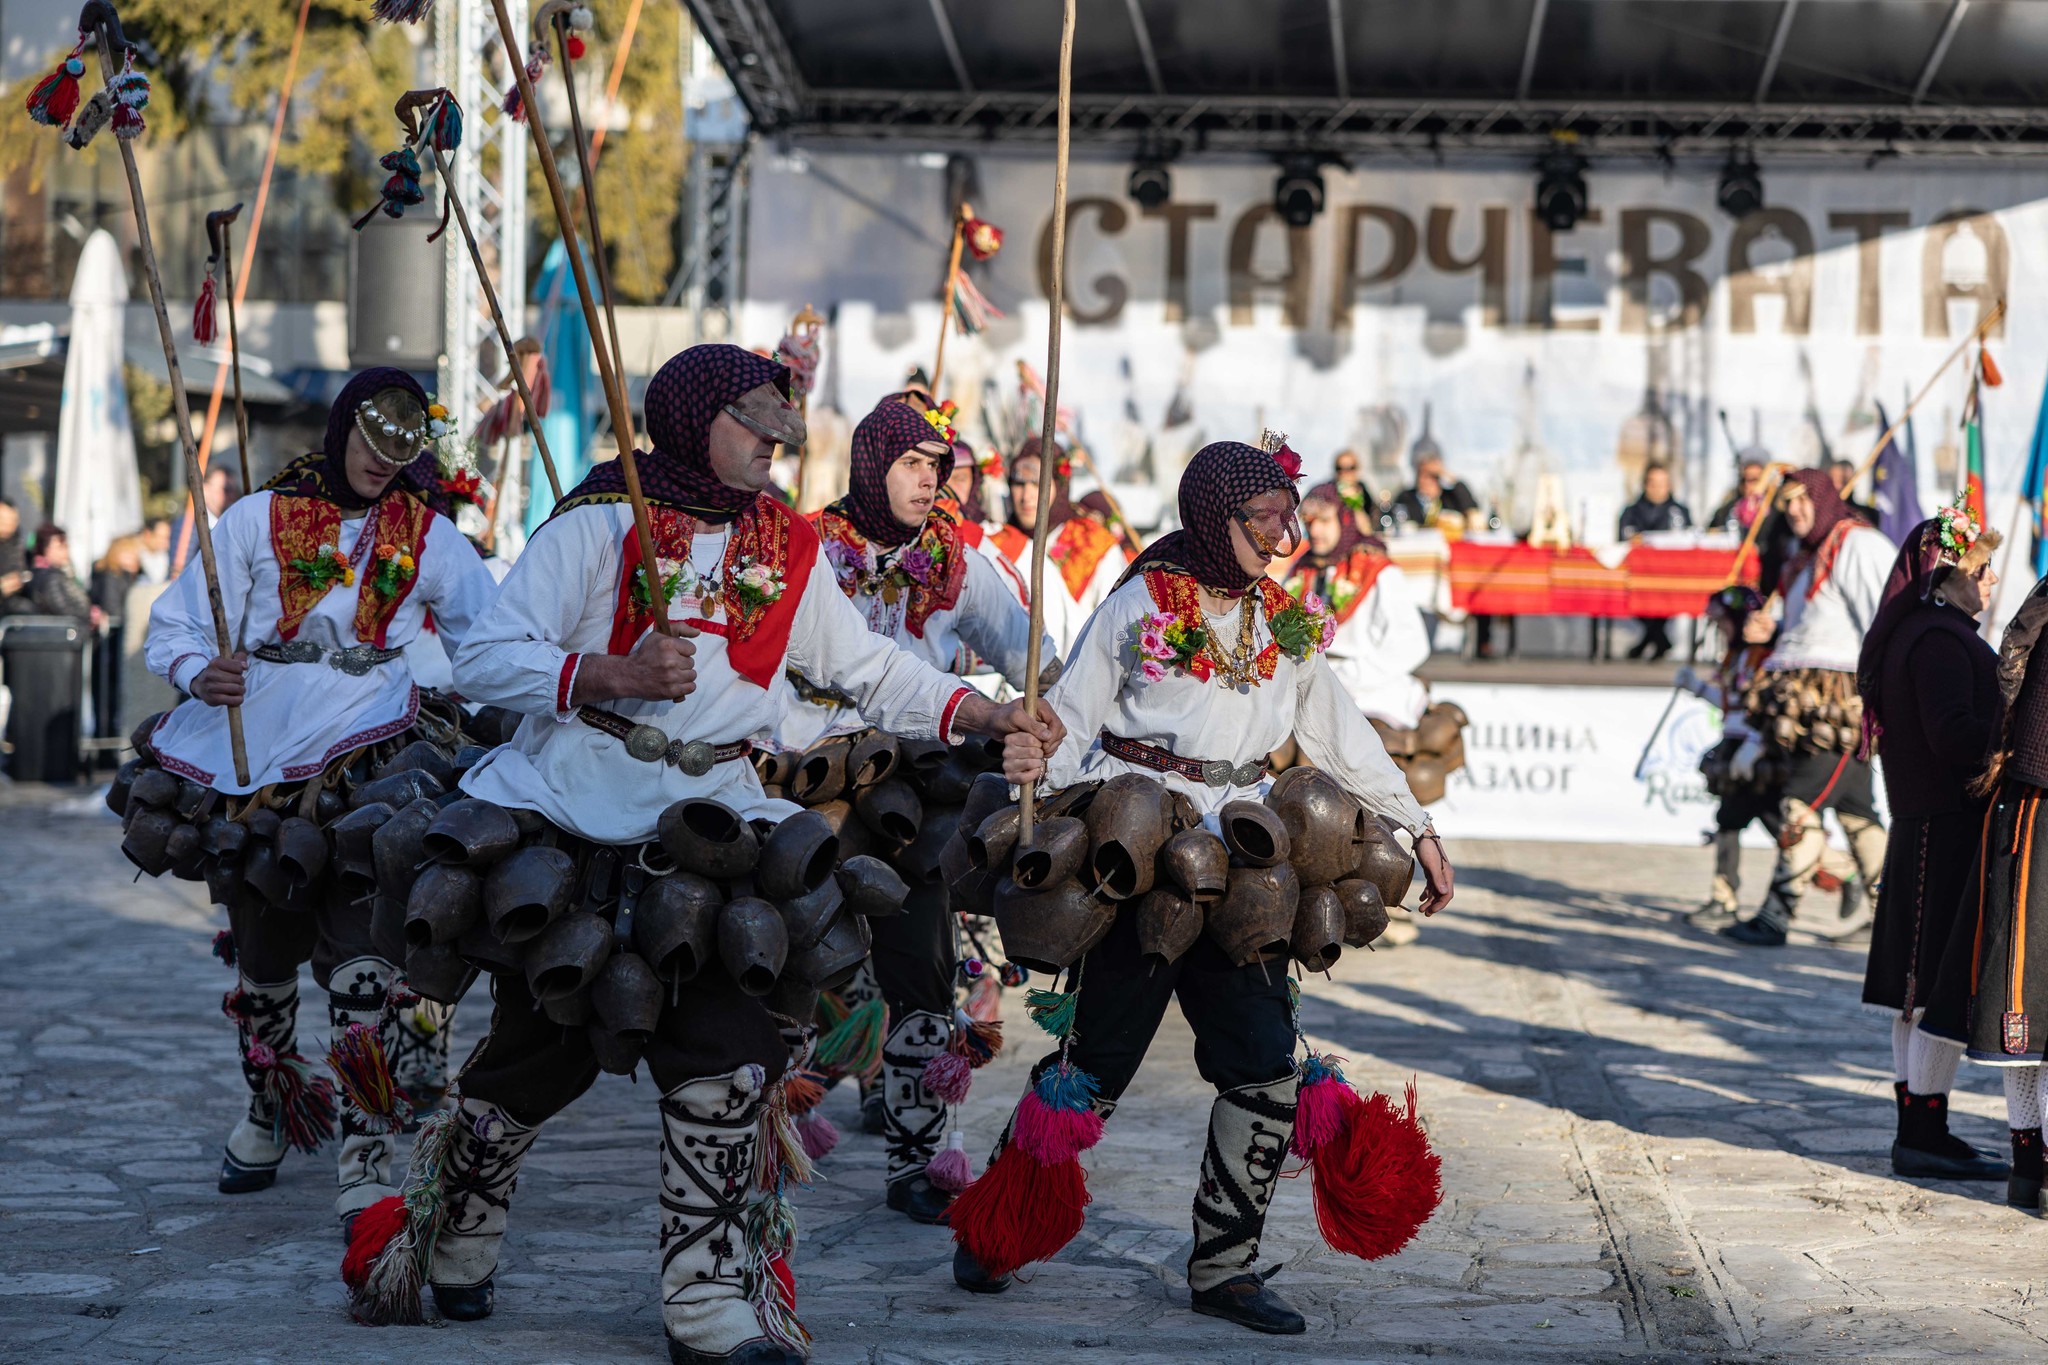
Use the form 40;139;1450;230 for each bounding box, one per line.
328;645;383;677
625;723;671;763
669;738;717;777
1201;759;1233;788
1231;760;1265;787
268;640;321;665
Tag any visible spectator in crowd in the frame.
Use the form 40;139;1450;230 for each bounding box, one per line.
1619;464;1693;660
168;466;241;567
0;497;25;616
90;535;147;742
1830;458;1880;526
91;535;144;620
1309;448;1379;536
1393;453;1480;529
27;525;98;626
137;516;172;583
1711;458;1769;532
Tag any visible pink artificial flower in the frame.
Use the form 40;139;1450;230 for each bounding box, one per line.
1138;659;1167;684
1139;628;1168;658
1304;593;1327;615
1318;616;1337;649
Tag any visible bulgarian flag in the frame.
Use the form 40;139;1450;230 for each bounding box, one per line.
1964;344;2003;529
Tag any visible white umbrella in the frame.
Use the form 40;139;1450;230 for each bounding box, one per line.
54;228;143;577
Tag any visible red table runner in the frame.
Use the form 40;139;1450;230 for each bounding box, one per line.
1446;543;1748;618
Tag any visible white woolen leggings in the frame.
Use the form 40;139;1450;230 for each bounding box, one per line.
2005;1066;2047;1131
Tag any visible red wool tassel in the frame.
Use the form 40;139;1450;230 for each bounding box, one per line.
794;1109;839;1161
25;54;84;128
501;86;524;122
1306;1080;1443;1262
566;34;586;59
948;1140;1090;1280
192;272;219;345
341;1194;408;1290
921;1051;973;1105
1009;1088;1103;1167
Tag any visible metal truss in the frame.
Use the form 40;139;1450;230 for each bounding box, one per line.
673;141;750;343
437;0;529;437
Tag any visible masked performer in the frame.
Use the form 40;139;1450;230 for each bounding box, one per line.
1851;505;2007;1182
947;438;1454;1335
1923;572;2048;1213
123;368;495;1225
1279;487;1429;729
985;437;1129;656
782;399;1050;1225
1723;470;1892;945
345;346;1061;1365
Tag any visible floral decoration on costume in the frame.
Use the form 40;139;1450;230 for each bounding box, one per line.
1936;492;1983;563
1133;571;1331;688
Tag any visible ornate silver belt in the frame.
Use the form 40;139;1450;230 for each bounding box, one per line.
577;706;752;777
1099;730;1268;788
254;641;404;676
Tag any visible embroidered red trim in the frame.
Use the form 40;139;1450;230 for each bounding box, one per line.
1282;548;1388;626
279;686;421;779
557;653;581;714
814;504;967;639
939;686;971;743
269;491;435;646
1056;517;1118;601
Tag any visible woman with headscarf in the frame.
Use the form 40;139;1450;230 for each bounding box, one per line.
984;435;1130;656
370;346;1062;1361
947;439;1454;1336
137;366;497;1228
785;398;1051;1226
1922;569;2048;1215
1277;485;1430;729
1853;505;2007;1182
1722;468;1895;945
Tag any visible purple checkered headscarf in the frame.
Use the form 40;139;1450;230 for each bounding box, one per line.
838;399;954;547
1120;440;1297;596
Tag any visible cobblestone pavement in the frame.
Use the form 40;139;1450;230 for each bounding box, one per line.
2;787;2042;1363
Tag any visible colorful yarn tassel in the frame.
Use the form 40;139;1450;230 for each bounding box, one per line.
948;1131;1090;1280
814;991;850;1033
327;1021;412;1135
950;1010;1003;1068
756;1086;816;1194
350;147;425;231
812;996;885;1080
371;0;436;23
191;270;218;344
1024;987;1078;1040
24;49;84;129
245;1042;338;1154
1293;1068;1442;1263
926;1130;972;1192
921;1050;973;1105
107;57;149;142
346;1105;458;1324
426;95;462;152
964;971;1002;1022
794;1108;839;1161
210;928;236;968
1011;1066;1104;1166
781;1068;827;1116
745;1186;808;1353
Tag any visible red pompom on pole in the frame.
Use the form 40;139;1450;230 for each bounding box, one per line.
191;270;218;345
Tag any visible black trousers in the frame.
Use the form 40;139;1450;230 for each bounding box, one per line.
1029;908;1298;1102
867;883;956;1021
458;968;789;1128
226;881;377;991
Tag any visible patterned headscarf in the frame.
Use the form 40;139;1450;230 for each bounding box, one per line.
1296;484;1369;569
947;437;986;522
561;344;790;524
1008;434;1076;535
838;400;953;547
1783;467;1854;551
1121;440;1297;596
265;366;447;514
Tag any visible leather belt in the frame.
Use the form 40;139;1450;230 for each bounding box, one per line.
253;641;404;676
578;706;752;777
1100;730;1268;789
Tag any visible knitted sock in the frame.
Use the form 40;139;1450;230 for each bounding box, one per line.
1890;1016;1914;1084
1905;1029;1963;1097
2006;1066;2044;1131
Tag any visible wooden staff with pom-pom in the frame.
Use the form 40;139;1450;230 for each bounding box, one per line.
200;204;252;493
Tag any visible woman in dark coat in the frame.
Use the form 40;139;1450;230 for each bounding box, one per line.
1924;567;2048;1213
1856;510;2005;1183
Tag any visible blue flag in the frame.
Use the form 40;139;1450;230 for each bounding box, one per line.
1871;400;1922;546
526;238;594;536
2024;363;2048;577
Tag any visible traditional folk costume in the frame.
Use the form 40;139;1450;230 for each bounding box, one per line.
1725;470;1893;945
983;437;1129;658
945;440;1444;1334
1924;573;2048;1212
1277;533;1429;730
777;400;1048;1224
345;346;1018;1365
117;368;496;1222
1855;512;2006;1182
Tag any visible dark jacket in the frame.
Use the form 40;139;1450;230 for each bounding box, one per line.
1876;600;1996;819
1393;480;1478;527
1619;496;1693;538
27;567;92;622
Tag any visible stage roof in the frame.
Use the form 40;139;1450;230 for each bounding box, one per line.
684;0;2048;160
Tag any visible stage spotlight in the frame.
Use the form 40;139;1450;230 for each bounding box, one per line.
1716;150;1764;219
1129;158;1172;210
1534;132;1588;233
1273;153;1327;229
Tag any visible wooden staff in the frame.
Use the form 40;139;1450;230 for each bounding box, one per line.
1850;298;2007;486
929;202;970;401
397;90;565;501
1018;0;1077;843
540;0;629;408
489;0;671;634
205;203;252;494
787;302;824;507
81;2;248;784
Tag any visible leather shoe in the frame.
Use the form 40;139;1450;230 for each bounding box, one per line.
217;1154;278;1195
886;1173;953;1225
860;1090;887;1136
1719;915;1786;947
1686;902;1737;933
1189;1267;1306;1335
430;1279;495;1322
666;1337;804;1364
1892;1139;2010;1182
953;1242;1010;1294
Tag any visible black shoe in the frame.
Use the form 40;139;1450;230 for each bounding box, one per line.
340;1212;356;1244
2012;1129;2044;1212
430;1279;495;1322
886;1173;953;1225
860;1090;887;1136
1189;1268;1307;1335
666;1338;803;1365
218;1154;278;1194
952;1242;1010;1294
1892;1086;2011;1181
1719;915;1787;947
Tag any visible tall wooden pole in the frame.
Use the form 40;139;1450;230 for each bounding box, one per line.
1017;0;1077;843
488;0;671;634
929;203;968;400
787;303;824;508
545;4;629;412
1850;298;2006;486
83;4;248;784
207;206;253;493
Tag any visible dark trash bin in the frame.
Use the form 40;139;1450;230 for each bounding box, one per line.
2;616;87;783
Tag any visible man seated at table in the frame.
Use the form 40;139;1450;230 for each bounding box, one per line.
1619;464;1692;661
